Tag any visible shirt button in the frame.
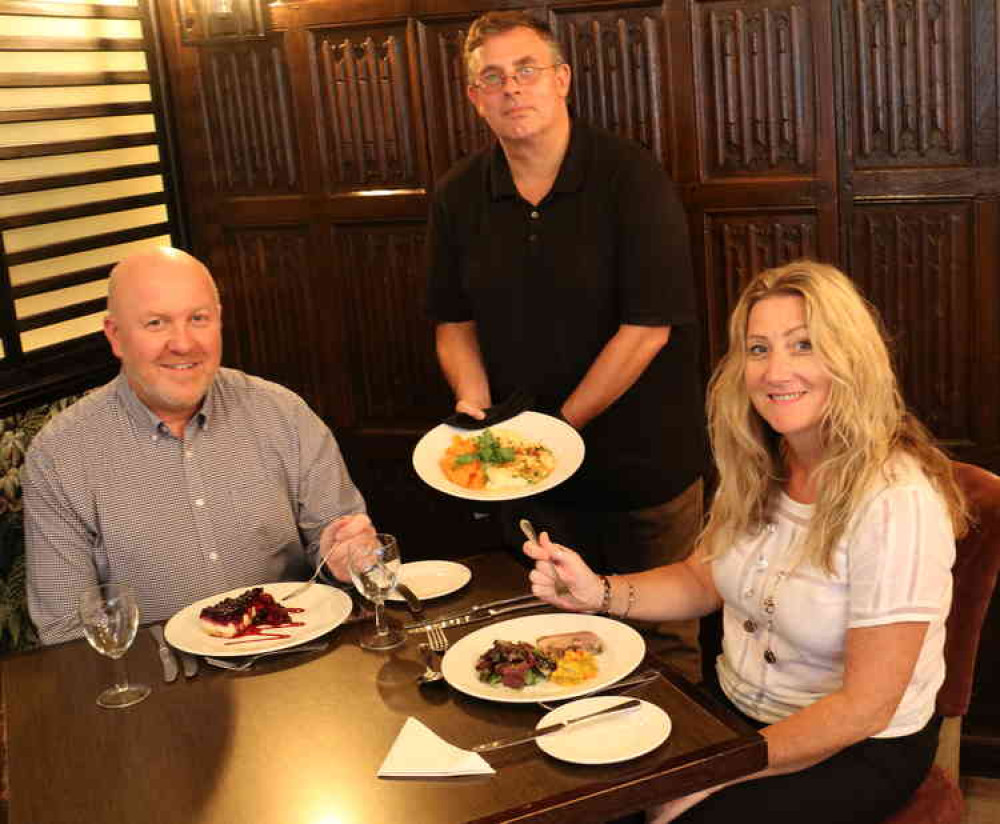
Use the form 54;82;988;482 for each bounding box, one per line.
530;210;540;219
528;234;538;242
208;551;218;562
151;434;158;443
194;498;205;507
186;450;194;459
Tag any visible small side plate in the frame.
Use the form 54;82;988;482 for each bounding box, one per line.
535;696;671;764
386;561;471;601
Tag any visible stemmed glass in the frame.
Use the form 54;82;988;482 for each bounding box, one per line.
78;583;151;709
348;533;405;651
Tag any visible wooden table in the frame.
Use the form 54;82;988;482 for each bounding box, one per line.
3;552;765;824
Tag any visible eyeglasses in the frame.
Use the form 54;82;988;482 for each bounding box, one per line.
473;64;560;93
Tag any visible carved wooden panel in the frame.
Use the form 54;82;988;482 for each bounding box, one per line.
702;211;819;364
332;223;448;425
848;0;966;167
313;25;420;190
197;38;299;193
417;19;494;180
220;227;327;408
694;0;816;178
552;5;667;163
851;201;973;440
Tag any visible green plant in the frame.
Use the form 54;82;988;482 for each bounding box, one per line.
0;394;84;652
0;513;35;651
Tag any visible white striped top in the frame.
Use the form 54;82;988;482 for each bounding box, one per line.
24;368;366;645
713;455;954;737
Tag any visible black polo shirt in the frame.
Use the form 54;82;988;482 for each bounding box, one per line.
426;121;706;510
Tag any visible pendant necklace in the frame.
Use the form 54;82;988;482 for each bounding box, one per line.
741;521;792;665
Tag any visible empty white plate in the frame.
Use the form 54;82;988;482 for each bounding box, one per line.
386;560;471;601
535;695;671;765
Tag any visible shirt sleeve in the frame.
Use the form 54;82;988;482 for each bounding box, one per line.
425;191;474;323
23;441;99;645
291;399;367;567
847;482;955;628
613;150;697;328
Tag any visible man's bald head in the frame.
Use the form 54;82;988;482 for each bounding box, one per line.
107;247;219;318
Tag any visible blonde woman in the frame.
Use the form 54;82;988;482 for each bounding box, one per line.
525;260;967;823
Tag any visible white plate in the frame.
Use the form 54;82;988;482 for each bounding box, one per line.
412;411;585;501
440;613;645;704
536;696;671;765
163;582;353;657
386;561;471;601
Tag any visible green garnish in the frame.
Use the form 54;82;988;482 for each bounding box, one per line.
454;429;515;468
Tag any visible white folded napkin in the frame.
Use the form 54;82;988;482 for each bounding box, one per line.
378;717;495;778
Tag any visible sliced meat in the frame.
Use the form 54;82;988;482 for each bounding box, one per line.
536;631;603;657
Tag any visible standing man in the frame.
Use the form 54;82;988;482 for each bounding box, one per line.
426;11;707;677
25;247;372;644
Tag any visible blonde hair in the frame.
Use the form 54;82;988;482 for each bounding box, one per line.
464;11;565;80
702;259;968;572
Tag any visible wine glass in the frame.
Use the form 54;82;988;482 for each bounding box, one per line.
348;533;405;651
78;583;151;709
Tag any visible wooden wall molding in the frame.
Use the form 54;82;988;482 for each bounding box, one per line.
693;0;815;178
221;226;326;407
851;199;974;440
554;4;667;163
848;0;965;167
197;37;299;193
332;222;448;427
313;24;420;190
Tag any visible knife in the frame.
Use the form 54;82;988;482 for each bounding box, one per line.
471;699;641;752
179;650;199;678
394;583;424;618
149;624;179;683
404;599;548;633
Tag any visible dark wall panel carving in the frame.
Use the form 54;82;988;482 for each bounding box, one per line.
553;5;666;162
851;201;973;440
220;227;329;409
417;19;494;181
701;210;818;363
332;223;449;426
197;38;299;193
694;0;815;178
313;25;420;190
848;0;966;167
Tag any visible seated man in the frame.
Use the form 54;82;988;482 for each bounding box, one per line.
25;247;371;644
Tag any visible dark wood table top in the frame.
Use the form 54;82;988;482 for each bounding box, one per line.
3;552;765;824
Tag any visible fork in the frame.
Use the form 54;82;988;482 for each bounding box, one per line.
282;541;340;602
427;624;450;658
416;642;444;685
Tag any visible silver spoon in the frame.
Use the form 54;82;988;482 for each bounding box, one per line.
520;519;570;596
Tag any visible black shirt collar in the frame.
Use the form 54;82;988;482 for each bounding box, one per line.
487;120;589;202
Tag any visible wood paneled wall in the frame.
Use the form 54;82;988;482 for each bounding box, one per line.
155;0;1000;766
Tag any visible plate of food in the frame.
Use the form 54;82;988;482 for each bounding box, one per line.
163;582;353;657
385;560;471;601
535;695;671;764
412;411;585;501
439;613;645;703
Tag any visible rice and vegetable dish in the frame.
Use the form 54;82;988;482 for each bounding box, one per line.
440;428;555;491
